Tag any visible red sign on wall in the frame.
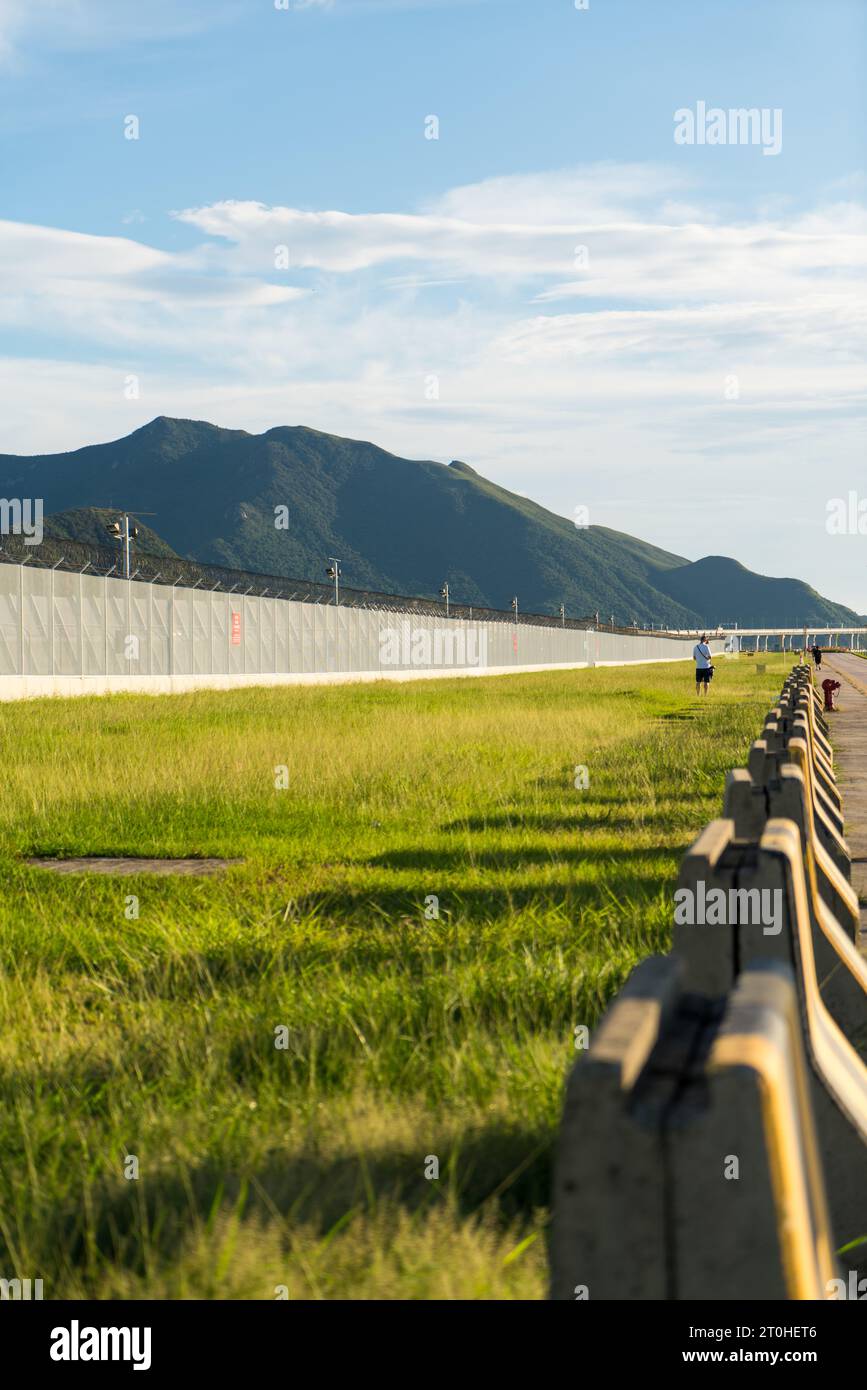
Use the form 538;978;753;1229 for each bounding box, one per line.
231;611;242;645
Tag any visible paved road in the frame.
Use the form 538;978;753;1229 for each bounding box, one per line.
822;652;867;947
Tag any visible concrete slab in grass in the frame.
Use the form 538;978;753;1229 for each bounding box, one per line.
26;857;243;876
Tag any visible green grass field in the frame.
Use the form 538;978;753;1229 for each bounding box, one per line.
0;655;789;1299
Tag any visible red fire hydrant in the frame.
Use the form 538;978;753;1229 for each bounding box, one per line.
822;678;841;712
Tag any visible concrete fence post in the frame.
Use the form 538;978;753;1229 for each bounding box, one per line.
673;815;867;1245
551;955;839;1300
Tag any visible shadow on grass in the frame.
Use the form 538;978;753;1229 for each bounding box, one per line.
0;875;678;995
441;793;714;831
365;844;684;872
7;1117;555;1286
440;812;708;835
292;874;680;923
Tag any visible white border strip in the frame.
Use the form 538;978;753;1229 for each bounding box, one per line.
0;655;703;702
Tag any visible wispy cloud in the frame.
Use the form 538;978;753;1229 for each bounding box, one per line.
0;0;241;64
0;0;483;61
289;0;490;10
0;219;305;317
6;164;866;377
173;168;867;351
2;163;866;605
5;164;866;413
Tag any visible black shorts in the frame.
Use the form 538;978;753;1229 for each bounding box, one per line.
696;668;711;683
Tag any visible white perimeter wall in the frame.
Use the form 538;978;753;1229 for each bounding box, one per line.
0;564;722;701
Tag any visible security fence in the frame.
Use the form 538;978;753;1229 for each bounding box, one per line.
0;561;713;690
0;532;672;635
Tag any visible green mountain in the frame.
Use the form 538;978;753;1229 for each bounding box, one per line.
1;416;861;628
653;555;862;630
43;506;179;558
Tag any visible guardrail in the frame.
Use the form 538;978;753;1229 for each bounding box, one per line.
551;663;867;1300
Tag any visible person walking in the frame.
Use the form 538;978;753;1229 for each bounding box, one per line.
812;643;823;669
693;634;713;696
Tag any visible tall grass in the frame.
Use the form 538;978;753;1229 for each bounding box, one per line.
0;656;787;1298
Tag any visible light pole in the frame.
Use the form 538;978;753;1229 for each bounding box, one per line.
326;557;342;606
105;513;140;579
440;582;450;618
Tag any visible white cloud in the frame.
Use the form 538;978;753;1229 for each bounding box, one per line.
0;0;482;59
174;178;867;319
288;0;488;10
0;0;241;64
0;219;305;352
2;163;866;608
6;165;867;390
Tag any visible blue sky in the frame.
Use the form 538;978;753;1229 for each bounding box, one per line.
1;0;865;609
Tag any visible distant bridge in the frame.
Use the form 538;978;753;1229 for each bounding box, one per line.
703;626;867;653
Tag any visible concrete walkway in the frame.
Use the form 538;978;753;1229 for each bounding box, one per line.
823;653;867;947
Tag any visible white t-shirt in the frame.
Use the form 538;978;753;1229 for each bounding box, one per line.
693;642;712;669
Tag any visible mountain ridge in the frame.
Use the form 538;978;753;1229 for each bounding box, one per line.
2;416;862;628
